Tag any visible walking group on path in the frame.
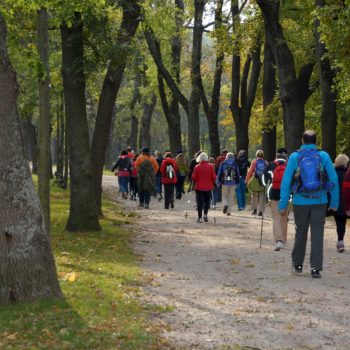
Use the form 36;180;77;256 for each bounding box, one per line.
112;130;350;279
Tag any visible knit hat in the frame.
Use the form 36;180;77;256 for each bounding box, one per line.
142;147;150;153
276;147;288;156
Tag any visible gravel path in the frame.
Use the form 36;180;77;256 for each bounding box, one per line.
103;176;350;350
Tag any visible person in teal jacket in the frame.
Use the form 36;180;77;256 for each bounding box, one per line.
279;130;339;278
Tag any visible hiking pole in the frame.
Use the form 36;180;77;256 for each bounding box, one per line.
259;190;266;249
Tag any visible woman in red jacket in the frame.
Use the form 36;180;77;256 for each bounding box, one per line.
160;152;178;209
192;152;217;222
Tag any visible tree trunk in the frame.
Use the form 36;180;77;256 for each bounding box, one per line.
199;0;224;157
31;123;39;174
140;93;157;149
0;13;62;304
37;8;51;230
230;1;262;153
90;1;140;215
61;13;101;231
261;40;277;161
257;0;305;152
56;91;64;174
315;0;337;160
157;74;183;154
188;0;205;157
127;72;141;152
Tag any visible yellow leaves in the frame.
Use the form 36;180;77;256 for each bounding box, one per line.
231;258;240;265
58;271;79;282
6;333;18;340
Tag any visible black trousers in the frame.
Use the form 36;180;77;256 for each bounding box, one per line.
164;183;175;209
196;190;211;218
334;215;347;241
292;204;326;270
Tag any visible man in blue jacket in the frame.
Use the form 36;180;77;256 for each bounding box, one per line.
279;130;339;278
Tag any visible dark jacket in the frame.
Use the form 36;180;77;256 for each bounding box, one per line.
262;159;287;201
329;166;350;217
236;155;250;178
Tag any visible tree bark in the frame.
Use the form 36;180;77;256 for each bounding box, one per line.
261;40;277;162
188;0;205;157
139;93;157;149
56;91;65;175
127;72;141;152
37;8;51;230
256;0;306;152
61;13;101;231
315;0;337;160
90;0;140;215
230;0;262;153
157;73;183;154
199;0;224;157
0;13;62;304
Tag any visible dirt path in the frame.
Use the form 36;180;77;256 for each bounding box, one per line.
103;176;350;350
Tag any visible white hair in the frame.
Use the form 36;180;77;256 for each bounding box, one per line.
197;152;208;163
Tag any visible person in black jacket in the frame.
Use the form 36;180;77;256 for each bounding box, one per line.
262;147;288;251
111;149;131;199
235;150;251;211
328;154;350;252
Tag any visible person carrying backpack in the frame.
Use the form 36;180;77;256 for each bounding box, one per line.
246;150;268;216
154;150;164;201
216;153;240;215
129;153;139;201
135;147;159;209
192;152;216;222
326;154;350;253
235;150;251;211
175;151;188;199
279;130;339;278
111;149;131;199
262;147;288;251
160;152;178;209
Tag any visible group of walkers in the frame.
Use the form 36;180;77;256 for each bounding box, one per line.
112;130;350;278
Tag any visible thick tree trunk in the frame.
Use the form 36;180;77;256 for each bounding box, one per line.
37;8;51;230
199;0;224;157
0;13;62;304
157;74;183;154
127;72;141;152
188;0;205;157
261;40;277;161
90;1;140;215
140;93;157;149
61;13;101;231
315;0;337;160
127;115;139;152
257;0;305;152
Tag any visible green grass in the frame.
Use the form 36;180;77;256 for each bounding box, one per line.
0;181;170;350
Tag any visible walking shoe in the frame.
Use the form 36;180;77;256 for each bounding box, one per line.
274;241;285;251
138;203;144;209
171;201;174;209
258;212;263;216
311;269;321;278
238;208;243;211
197;217;203;223
145;204;149;209
337;241;345;253
223;205;228;214
292;264;303;274
227;213;231;216
252;209;257;215
203;215;208;222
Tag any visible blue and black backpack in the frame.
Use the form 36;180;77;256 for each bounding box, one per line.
292;148;333;196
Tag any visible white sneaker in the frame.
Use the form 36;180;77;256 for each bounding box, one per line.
273;242;281;251
274;241;285;251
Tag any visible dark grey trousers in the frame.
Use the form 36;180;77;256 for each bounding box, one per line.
292;204;327;270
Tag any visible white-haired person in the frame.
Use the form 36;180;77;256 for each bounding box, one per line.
191;152;217;222
327;154;350;252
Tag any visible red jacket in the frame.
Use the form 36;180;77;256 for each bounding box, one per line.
192;161;216;191
160;158;178;184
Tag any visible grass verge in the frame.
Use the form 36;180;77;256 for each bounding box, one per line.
0;180;169;350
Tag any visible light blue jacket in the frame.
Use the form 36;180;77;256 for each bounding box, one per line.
278;144;339;211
